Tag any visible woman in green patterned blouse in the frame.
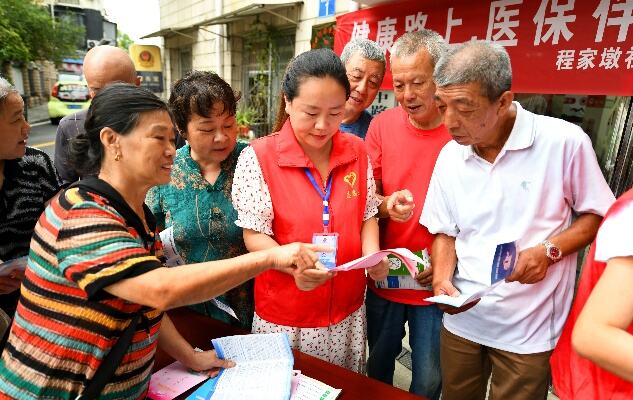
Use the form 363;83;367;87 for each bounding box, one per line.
146;71;253;329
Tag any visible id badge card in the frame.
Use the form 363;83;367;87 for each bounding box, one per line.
312;232;338;269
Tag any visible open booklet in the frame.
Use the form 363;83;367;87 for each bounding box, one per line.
332;248;423;278
0;256;27;277
424;242;518;308
188;369;341;400
193;333;295;400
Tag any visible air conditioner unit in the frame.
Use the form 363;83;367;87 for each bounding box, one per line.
86;39;99;49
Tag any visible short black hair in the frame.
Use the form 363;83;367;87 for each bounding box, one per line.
169;70;241;137
69;83;171;176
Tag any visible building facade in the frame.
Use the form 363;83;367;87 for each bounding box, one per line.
148;0;632;195
147;0;366;135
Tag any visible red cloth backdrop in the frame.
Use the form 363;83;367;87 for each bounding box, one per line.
334;0;633;95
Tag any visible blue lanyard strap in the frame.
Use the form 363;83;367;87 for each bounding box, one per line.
304;168;333;230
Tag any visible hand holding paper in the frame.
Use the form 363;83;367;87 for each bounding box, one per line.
425;242;519;309
0;256;27;278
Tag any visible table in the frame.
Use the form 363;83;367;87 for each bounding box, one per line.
154;308;424;400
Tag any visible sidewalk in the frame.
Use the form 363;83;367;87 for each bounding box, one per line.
26;103;50;124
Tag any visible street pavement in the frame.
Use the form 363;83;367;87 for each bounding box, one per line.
27;103;57;160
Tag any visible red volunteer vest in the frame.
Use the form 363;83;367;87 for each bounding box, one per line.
251;120;369;327
551;188;633;400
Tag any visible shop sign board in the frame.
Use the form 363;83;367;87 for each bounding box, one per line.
334;0;633;95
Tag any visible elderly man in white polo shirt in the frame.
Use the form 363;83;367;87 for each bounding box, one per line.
420;41;615;400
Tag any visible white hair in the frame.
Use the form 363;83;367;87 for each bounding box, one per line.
434;40;512;101
0;76;18;105
390;29;447;66
340;38;386;68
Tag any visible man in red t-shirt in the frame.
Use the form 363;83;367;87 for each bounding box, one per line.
365;30;451;400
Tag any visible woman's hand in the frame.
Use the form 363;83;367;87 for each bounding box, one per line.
367;257;389;281
0;271;25;294
266;242;332;274
293;262;335;291
185;349;236;378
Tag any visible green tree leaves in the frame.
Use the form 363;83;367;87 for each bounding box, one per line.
117;31;134;51
0;0;84;65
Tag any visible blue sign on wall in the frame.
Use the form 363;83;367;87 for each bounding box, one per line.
318;0;335;17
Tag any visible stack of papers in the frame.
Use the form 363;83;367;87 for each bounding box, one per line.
181;333;341;400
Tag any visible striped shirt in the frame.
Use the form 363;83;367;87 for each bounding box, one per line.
0;185;164;399
0;147;61;316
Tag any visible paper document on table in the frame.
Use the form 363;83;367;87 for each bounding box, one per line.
148;360;209;400
424;241;519;307
159;226;185;267
333;248;422;278
290;371;302;396
206;333;294;400
290;375;341;400
0;256;27;277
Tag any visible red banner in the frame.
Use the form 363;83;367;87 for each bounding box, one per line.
334;0;633;95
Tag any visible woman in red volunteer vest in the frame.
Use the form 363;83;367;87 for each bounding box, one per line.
551;188;633;399
231;48;388;373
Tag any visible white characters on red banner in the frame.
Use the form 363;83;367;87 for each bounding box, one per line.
556;46;632;70
376;17;398;51
625;48;633;69
533;0;576;45
593;0;633;43
486;0;523;46
351;20;371;40
599;46;622;69
556;49;575;70
405;12;428;33
445;7;463;43
577;48;598;69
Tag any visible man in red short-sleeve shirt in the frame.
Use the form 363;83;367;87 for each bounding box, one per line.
365;30;451;400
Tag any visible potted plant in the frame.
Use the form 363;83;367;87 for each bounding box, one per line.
236;106;257;139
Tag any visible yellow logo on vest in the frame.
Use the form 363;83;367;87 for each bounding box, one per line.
344;171;358;198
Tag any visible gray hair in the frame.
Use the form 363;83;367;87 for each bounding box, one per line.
340;38;386;69
0;76;18;105
434;41;512;101
390;29;447;66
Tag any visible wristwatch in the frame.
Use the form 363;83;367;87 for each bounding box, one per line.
541;240;562;262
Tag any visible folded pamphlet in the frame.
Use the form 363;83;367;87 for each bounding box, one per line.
290;374;341;400
424;241;519;307
0;256;27;277
148;360;209;400
333;248;422;278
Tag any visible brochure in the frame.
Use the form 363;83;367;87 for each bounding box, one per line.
159;226;185;267
148;360;209;400
375;249;431;291
0;256;27;277
333;248;423;278
290;375;341;400
424;241;519;308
